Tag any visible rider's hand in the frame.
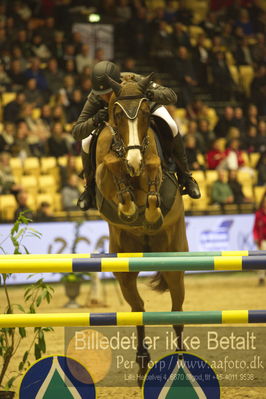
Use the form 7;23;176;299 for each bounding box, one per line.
92;109;109;127
146;89;155;101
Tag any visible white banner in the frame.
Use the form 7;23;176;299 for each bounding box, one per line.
0;214;256;285
72;23;114;60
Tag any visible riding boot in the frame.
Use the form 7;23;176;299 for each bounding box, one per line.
77;150;96;210
172;134;201;199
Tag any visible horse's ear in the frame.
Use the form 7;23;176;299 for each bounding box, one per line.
105;74;121;96
138;73;155;93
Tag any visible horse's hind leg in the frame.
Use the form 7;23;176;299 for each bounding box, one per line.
161;271;185;350
114;272;151;386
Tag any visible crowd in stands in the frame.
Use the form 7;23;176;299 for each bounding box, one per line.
0;0;265;221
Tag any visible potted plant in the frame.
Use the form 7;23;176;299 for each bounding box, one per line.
0;213;54;397
61;273;84;308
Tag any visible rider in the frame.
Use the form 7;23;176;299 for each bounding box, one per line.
72;60;201;210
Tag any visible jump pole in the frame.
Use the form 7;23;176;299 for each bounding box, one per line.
0;255;266;273
0;250;265;260
0;310;266;327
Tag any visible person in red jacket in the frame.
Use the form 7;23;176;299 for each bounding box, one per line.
253;191;266;285
206;138;226;169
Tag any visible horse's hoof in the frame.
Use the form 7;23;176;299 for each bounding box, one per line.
144;214;163;230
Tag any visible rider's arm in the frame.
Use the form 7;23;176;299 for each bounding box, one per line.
125;72;177;106
72;92;105;141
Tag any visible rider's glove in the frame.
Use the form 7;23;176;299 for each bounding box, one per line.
92;109;109;127
146;89;155;101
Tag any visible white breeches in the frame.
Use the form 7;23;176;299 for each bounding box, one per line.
82;135;93;154
81;106;178;154
152;105;178;137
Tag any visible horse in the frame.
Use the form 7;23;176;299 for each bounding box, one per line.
94;74;189;384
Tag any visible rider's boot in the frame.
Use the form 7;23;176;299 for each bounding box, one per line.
77;150;96;210
172;134;201;199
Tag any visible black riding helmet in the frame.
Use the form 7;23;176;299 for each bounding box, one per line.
91;61;121;95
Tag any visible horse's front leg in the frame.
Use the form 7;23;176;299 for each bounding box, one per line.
144;155;163;230
103;153;138;223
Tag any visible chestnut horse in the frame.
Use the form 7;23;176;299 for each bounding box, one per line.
95;74;188;383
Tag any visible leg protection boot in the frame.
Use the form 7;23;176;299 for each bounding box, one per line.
172;134;201;199
77;150;96;210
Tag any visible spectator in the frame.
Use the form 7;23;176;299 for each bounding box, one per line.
0;122;15;153
246;103;259;128
61;174;81;211
11;121;32;159
58;74;76;106
228;169;251;204
242;126;260;153
24;77;45;107
37;16;56;48
10;45;28;70
256;152;266;186
210;51;233;101
234;8;254;36
206;138;226;170
0;62;11;91
192;33;209;87
30;33;51;60
66;89;84;123
24;56;48;91
233;106;246;135
197;118;215;149
252;190;266;285
214;106;235;139
35;201;54;221
128;6;150;58
49;30;65;63
219;138;245;170
44;57;65;95
75;44;93;74
13;29;32;58
221;22;237;52
0;152;21;195
14;190;34;220
63;58;78;81
210;169;234;206
94;47;106;66
47;121;69;158
171;22;190;52
150;21;173;73
251;33;265;66
8;59;26;90
121;57;138;73
3;92;26;122
174;46;197;113
258;120;266;152
185;120;206;153
184;135;204;171
200;11;221;38
250;65;266;116
40;104;53;129
234;36;254;66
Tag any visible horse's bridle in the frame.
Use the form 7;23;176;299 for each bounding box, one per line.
106;94;150;159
